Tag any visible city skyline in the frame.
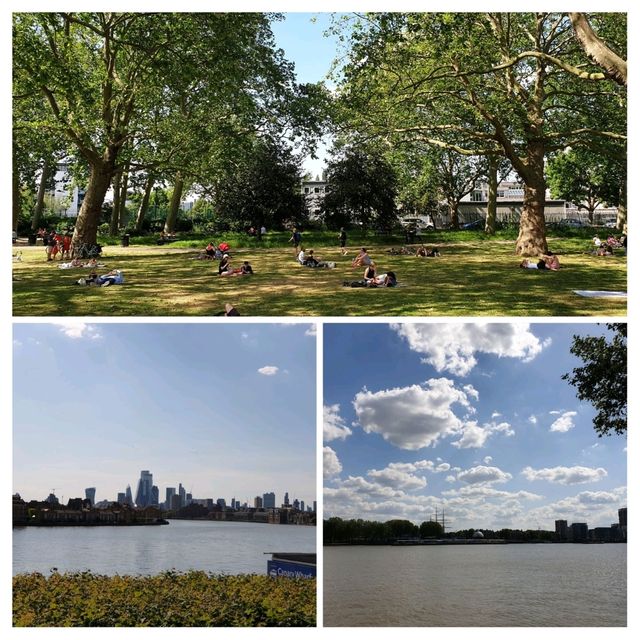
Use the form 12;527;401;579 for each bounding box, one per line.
324;323;627;530
13;322;317;504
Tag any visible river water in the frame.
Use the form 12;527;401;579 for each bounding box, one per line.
323;544;626;627
13;520;316;576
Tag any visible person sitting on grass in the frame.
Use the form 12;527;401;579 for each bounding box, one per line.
218;254;231;275
363;263;376;283
297;247;307;265
352;247;373;267
370;271;398;287
596;243;614;256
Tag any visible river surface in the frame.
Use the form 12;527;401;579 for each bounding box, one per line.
323;544;626;627
13;520;316;576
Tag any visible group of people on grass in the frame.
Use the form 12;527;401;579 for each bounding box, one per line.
592;234;626;256
39;229;73;261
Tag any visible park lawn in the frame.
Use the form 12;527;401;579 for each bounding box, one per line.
12;238;627;317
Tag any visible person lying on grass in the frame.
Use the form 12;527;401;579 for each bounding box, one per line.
300;250;335;268
220;261;254;276
76;269;124;286
519;251;560;271
59;258;105;269
343;270;397;288
416;244;441;257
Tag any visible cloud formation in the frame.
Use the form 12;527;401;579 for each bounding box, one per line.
353;378;476;449
257;366;279;376
54;322;102;340
323;404;353;442
457;465;513;485
390;323;549;376
522;465;607;485
549;411;577;432
451;420;514;449
323;447;342;478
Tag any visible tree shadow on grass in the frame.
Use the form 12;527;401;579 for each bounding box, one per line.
12;243;626;317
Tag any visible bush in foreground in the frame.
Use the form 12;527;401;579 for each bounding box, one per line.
13;570;316;627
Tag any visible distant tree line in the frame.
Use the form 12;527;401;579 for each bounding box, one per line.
324;517;556;544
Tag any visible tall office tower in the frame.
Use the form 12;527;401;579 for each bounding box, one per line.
165;487;176;510
170;494;182;511
313;501;317;513
186;493;192;505
570;522;589;541
217;498;226;508
254;496;263;508
300;500;305;512
293;498;300;510
284;492;290;507
555;519;568;541
135;470;153;507
85;487;96;507
263;492;276;509
178;483;186;508
619;507;627;540
151;485;159;506
117;492;126;504
125;485;134;506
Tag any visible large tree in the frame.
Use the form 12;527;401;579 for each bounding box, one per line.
562;323;627;437
13;13;328;244
321;145;398;230
333;12;626;254
211;137;305;232
546;147;623;224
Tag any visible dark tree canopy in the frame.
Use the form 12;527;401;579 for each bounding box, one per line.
321;146;398;230
562;323;627;436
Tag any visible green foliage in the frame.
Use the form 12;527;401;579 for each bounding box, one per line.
12;571;316;627
562;323;627;436
419;520;444;538
211;138;306;231
546;147;624;218
321;146;399;230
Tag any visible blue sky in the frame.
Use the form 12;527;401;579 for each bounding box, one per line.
324;323;627;530
13;322;317;507
271;12;342;178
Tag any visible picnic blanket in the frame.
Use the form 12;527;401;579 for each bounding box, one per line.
573;290;627;299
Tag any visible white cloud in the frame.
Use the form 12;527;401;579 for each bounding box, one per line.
323;447;342;478
323;404;353;442
483;456;493;464
457;465;512;485
522;465;607;485
352;378;476;449
528;415;538;425
53;322;102;340
13;339;22;348
390;323;549;376
367;464;427;491
435;463;450;472
257;366;279;376
549;411;577;432
305;324;318;337
445;475;457;483
451;420;514;449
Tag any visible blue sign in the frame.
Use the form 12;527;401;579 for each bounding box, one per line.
268;559;316;579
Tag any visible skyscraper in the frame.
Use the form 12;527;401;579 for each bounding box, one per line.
135;470;153;507
179;483;186;508
125;485;133;506
165;487;176;510
85;487;96;507
263;492;276;509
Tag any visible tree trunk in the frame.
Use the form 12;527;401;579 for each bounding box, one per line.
164;173;184;233
13;167;21;234
135;174;154;233
118;162;130;229
72;158;115;246
616;177;627;232
109;170;122;236
485;156;498;235
449;200;459;229
515;180;548;256
32;157;51;231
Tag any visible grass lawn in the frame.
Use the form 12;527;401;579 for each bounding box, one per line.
12;235;627;317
